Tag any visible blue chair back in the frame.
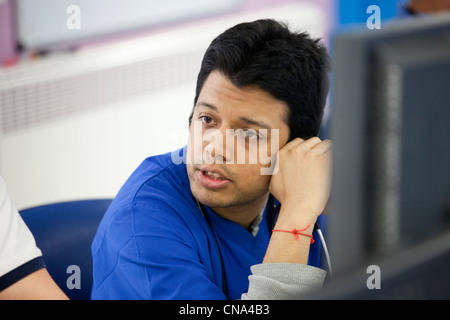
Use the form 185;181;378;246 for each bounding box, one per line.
20;199;112;300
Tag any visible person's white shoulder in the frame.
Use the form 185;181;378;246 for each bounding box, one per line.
0;177;42;278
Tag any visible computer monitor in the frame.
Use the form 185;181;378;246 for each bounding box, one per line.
320;13;450;299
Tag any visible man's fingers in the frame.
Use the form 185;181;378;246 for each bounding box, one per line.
281;137;304;151
282;136;321;152
311;139;333;155
281;137;332;157
297;137;323;151
284;137;326;153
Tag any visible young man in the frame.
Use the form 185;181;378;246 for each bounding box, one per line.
91;19;332;300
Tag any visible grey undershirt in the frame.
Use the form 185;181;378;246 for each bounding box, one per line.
241;263;327;300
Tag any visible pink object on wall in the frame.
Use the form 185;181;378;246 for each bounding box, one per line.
0;0;18;66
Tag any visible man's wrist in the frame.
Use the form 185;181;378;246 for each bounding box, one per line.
277;201;319;230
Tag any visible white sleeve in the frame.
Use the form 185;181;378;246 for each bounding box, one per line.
0;177;42;280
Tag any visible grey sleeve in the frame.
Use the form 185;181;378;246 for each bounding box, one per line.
241;263;327;300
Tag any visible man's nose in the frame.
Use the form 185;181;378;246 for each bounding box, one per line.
203;126;233;164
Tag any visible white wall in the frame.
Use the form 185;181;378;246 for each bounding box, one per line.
1;85;193;209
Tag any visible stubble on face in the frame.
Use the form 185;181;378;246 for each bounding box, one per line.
186;71;290;227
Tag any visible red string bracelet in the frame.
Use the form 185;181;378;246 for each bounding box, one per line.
272;222;315;244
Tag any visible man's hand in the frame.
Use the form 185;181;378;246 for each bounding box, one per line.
269;137;332;223
263;137;332;265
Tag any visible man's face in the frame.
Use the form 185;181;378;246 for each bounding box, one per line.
186;71;290;211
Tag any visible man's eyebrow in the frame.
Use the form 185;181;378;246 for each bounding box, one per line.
238;117;272;130
196;101;218;111
196;101;271;130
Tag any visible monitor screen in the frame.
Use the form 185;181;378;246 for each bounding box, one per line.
321;13;450;299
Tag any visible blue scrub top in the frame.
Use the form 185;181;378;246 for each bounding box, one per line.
91;148;326;300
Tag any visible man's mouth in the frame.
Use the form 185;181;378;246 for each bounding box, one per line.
202;170;226;181
197;167;231;188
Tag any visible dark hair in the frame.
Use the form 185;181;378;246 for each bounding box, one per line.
189;19;330;141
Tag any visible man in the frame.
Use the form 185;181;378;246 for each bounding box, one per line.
0;177;68;300
91;19;332;300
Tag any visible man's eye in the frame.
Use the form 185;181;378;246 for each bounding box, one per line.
243;129;258;139
200;116;212;124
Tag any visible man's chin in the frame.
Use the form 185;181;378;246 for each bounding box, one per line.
191;186;232;208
